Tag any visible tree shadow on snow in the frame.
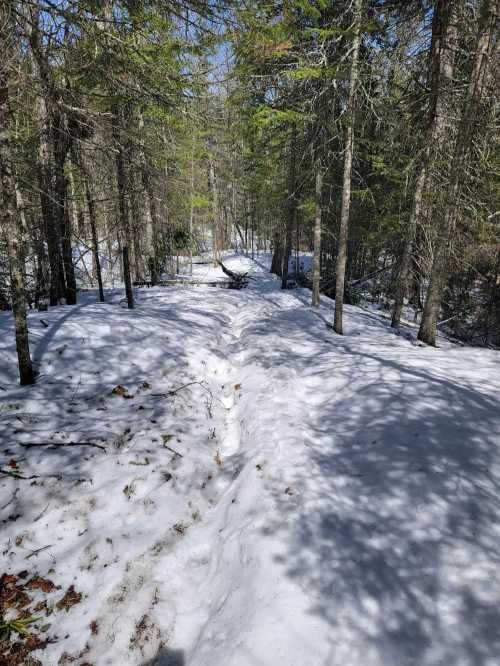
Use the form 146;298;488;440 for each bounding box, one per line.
142;648;185;666
250;302;500;666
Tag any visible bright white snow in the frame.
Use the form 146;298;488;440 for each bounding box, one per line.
1;254;500;666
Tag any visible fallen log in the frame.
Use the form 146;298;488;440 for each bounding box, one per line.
217;261;249;287
133;279;247;290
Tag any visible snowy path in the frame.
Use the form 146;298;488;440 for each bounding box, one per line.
1;255;500;666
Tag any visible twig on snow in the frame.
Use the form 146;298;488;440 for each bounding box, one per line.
151;380;204;397
25;544;53;560
34;502;51;522
163;445;183;458
0;487;19;511
0;468;40;480
18;441;106;451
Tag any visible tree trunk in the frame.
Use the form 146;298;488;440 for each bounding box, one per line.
418;0;498;345
129;169;143;282
27;8;68;306
311;165;323;307
333;0;363;334
85;182;105;302
209;159;220;267
392;166;426;327
145;175;161;284
0;3;35;385
271;230;284;277
281;132;297;289
58;173;77;305
392;0;458;328
112;112;134;309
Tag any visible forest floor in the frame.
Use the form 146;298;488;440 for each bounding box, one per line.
1;254;500;666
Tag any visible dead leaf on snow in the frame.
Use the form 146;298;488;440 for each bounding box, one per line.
25;576;56;593
111;385;134;399
56;585;82;612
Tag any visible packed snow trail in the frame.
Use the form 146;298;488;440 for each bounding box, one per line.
1;255;500;666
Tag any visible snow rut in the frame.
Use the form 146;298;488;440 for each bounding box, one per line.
174;291;315;666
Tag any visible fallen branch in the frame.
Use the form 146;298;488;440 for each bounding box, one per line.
217;261;249;287
163;445;183;458
25;544;53;559
18;441;106;451
151;381;204;397
34;502;51;522
0;468;41;480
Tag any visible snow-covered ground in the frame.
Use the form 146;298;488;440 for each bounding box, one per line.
1;255;500;666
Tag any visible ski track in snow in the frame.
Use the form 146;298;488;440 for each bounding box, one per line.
1;254;500;666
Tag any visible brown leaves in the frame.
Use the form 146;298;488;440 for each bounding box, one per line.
0;573;81;664
0;573;48;665
0;573;31;611
56;585;82;612
111;385;134;399
25;576;56;593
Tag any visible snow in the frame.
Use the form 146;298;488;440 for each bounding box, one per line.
1;254;500;666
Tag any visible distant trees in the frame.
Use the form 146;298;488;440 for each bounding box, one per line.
232;0;499;345
1;0;236;384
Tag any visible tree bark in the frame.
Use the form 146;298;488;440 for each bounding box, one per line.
142;166;161;284
281;132;297;289
418;0;498;345
311;165;323;307
0;2;35;385
59;172;77;305
392;0;458;328
209;158;220;267
112;110;134;309
85;182;105;302
270;230;284;277
333;0;363;334
27;8;69;306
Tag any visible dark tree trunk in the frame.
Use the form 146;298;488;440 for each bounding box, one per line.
392;0;458;328
281;132;297;290
112;110;134;309
142;168;161;285
0;3;35;385
311;165;323;307
85;182;105;302
270;231;284;277
334;0;363;334
58;174;77;305
122;246;134;308
129;169;143;282
418;0;498;344
209;159;220;267
27;8;68;306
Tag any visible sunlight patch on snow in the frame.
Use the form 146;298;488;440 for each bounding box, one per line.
1;253;500;665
